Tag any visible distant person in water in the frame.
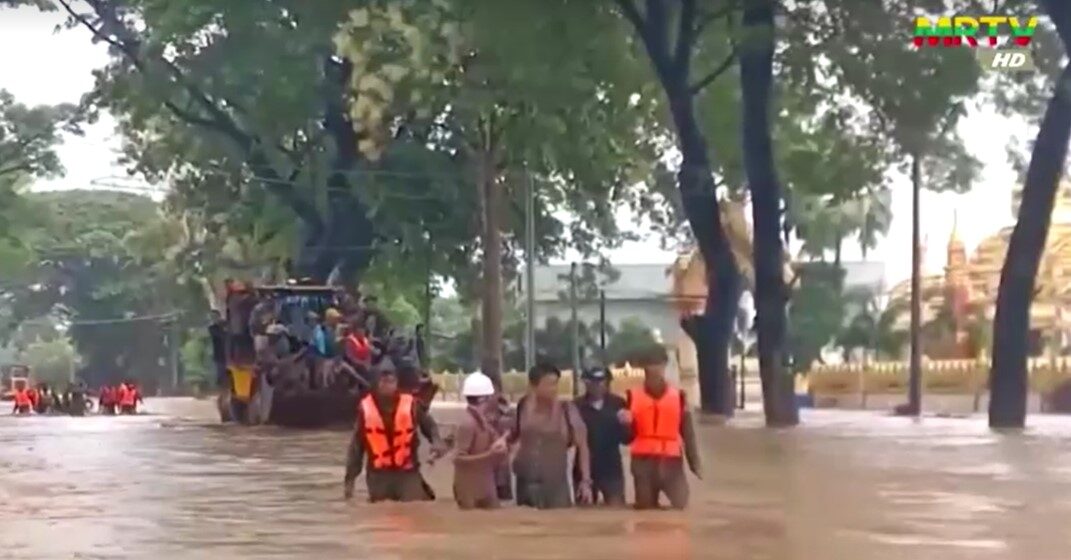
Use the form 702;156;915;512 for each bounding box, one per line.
118;380;144;414
11;382;34;415
99;384;118;415
33;383;54;415
208;309;228;390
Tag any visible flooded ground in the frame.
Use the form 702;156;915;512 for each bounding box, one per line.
2;399;1071;559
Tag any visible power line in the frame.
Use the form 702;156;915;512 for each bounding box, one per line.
18;311;184;327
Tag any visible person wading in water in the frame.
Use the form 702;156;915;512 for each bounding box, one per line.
509;363;593;509
617;348;702;510
574;366;629;506
344;359;447;502
452;372;508;510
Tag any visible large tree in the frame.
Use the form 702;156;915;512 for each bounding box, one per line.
738;0;797;424
54;0;395;283
611;0;743;415
333;0;660;381
989;0;1071;427
0;90;75;243
4;190;195;388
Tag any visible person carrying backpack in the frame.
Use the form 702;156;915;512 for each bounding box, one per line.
508;363;592;509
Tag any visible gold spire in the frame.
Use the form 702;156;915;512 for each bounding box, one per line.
948;210;964;250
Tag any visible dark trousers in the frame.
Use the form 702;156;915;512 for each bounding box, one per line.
631;456;689;510
366;469;434;503
515;475;573;509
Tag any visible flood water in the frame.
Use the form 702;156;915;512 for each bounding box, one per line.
2;399;1071;559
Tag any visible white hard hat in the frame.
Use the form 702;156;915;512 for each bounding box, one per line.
461;372;495;397
266;323;289;336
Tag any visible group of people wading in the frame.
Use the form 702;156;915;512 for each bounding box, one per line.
97;382;144;415
344;346;702;510
10;380;142;416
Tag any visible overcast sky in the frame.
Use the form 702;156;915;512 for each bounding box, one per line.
0;6;1030;287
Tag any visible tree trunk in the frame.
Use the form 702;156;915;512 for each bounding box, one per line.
739;0;798;426
476;149;504;386
291;56;376;285
615;0;740;415
906;153;923;415
670;90;740;417
989;62;1071;427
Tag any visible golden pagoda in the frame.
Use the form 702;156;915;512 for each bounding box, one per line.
667;199;795;316
667;200;794;378
888;182;1071;358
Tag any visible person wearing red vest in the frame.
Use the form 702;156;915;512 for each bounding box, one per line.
617;347;702;510
99;385;117;415
343;358;447;502
118;381;143;414
11;385;34;415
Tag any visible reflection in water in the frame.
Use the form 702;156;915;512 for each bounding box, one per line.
2;400;1071;559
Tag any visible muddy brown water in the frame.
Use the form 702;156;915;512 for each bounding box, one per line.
2;398;1071;559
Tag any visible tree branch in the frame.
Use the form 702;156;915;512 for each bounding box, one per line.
697;0;739;34
57;0;324;233
613;0;644;30
0;162;32;178
689;45;737;94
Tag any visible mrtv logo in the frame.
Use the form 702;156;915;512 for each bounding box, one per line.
913;15;1039;71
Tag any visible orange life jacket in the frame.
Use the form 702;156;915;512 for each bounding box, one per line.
359;393;416;470
627;386;683;458
119;385;137;407
13;388;32;408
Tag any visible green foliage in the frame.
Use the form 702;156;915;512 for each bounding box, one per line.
19;337;78;386
427;297;663;372
788;262;846;372
606;317;663;366
0;90;75;242
835;294;908;361
3;190;202;386
180;333;209;385
333;0;662;256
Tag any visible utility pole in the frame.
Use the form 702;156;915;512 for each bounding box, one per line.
525;170;537;372
907;154;923;416
570;262;580;397
168;317;180;392
599;289;607;364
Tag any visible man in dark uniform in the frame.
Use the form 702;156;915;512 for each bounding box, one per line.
573;366;629;506
343;359;448;502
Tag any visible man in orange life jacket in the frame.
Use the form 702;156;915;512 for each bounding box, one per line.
617;347;702;510
12;384;34;415
118;381;143;414
344;358;448;502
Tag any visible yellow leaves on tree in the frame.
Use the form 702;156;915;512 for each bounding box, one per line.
334;1;463;161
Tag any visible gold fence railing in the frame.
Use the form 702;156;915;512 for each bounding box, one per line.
806;357;1071;397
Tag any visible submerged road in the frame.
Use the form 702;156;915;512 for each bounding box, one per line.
1;398;1071;559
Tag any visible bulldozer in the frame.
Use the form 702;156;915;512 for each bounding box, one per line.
217;280;435;428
